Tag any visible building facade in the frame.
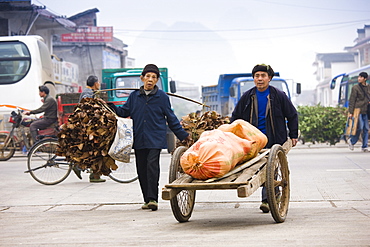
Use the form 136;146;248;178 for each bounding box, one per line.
0;1;129;90
313;24;370;107
313;52;358;106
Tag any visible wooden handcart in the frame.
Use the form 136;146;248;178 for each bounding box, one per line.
162;140;292;223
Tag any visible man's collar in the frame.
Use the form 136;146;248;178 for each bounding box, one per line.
139;85;158;95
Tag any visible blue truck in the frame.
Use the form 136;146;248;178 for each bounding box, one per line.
202;72;300;117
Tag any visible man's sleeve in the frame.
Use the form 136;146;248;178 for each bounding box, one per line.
282;94;299;139
348;85;357;114
30;98;50;114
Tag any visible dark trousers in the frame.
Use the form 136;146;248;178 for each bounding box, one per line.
134;149;161;203
30;118;57;141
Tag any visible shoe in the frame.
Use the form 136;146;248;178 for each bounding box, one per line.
141;203;150;210
72;166;82;180
259;202;269;213
89;178;106;183
348;143;354;151
148;200;158;211
362;148;369;152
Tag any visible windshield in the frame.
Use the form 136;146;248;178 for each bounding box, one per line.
240;79;289;96
0;41;31;84
115;76;163;98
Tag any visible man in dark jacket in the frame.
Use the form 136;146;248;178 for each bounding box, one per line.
231;64;298;213
24;85;57;142
348;72;370;152
110;64;190;211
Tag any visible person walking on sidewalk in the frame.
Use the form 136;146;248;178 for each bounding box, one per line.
230;64;298;213
348;72;370;152
72;75;106;183
108;64;190;211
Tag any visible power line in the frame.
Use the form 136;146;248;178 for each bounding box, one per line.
114;19;370;33
116;22;358;42
253;0;370;12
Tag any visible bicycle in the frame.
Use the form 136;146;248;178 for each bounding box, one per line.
0;109;58;161
25;137;138;185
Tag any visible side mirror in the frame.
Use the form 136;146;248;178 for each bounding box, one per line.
229;86;235;97
170;80;176;93
330;79;336;90
296;83;301;95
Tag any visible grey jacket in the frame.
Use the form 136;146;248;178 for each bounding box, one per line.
79;87;94;102
349;83;370;115
30;94;57;119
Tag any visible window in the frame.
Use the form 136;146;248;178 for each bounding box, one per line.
0;41;31;84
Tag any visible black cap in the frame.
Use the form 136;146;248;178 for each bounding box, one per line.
359;72;368;79
142;64;160;78
252;64;275;79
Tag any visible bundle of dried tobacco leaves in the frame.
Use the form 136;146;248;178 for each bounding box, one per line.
56;98;117;176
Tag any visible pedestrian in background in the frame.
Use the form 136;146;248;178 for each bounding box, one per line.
72;75;106;182
24;85;58;142
108;64;190;211
230;64;298;213
348;72;370;152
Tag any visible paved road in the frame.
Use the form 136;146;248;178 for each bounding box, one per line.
0;143;369;246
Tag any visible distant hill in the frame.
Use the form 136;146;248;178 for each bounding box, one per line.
130;21;239;85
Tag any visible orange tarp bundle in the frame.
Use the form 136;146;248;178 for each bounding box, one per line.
180;129;254;180
218;119;268;159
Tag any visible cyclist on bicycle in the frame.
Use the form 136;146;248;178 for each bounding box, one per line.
24;85;58;142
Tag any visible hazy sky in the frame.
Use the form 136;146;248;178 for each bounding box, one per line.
33;0;370;90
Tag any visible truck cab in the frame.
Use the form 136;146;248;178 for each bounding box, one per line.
229;73;293;116
102;67;176;106
101;67;177;152
202;72;300;117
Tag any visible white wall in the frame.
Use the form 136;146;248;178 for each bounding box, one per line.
315;61;357;106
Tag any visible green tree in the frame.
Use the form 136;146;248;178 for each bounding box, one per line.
297;104;347;145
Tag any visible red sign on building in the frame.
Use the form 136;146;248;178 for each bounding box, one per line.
61;26;113;42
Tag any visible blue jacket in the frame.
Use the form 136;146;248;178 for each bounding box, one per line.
110;86;189;150
231;86;298;148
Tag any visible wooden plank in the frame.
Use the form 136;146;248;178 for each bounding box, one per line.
237;166;266;197
234;158;267;183
282;139;292;154
162;187;180;200
204;150;270;183
162;174;194;200
346;108;360;136
165;181;248;190
169;174;194;185
215;173;241;183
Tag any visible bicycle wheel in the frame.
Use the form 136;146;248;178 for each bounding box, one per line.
109;152;138;183
266;144;290;223
169;146;196;222
27;138;72;185
0;133;15;161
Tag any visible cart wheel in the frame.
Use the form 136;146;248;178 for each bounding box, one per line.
266;144;290;223
169;146;196;223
